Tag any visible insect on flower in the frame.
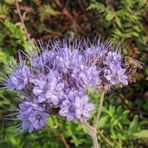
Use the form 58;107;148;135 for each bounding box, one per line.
2;38;133;133
124;56;143;70
123;56;143;82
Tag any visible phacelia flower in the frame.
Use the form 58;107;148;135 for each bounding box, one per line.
59;90;95;121
103;51;128;85
3;38;130;133
7;65;30;91
17;100;49;133
72;65;99;90
31;71;64;105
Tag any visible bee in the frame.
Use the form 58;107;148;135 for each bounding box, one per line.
123;56;144;82
124;56;143;70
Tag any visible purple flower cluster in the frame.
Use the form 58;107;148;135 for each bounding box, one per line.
7;65;30;91
5;39;128;133
17;100;49;133
59;90;95;121
103;51;128;86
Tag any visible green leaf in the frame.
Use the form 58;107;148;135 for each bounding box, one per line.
115;16;122;28
134;130;148;138
0;48;9;63
39;4;60;21
98;116;108;128
87;2;106;13
5;0;23;5
128;115;139;134
48;117;55;128
105;11;115;21
109;105;115;116
71;135;80;146
3;19;30;53
0;4;9;18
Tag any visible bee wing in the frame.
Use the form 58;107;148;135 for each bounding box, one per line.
133;59;144;69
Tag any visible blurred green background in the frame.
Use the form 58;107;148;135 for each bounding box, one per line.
0;0;148;147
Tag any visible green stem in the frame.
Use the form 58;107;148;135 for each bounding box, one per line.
81;119;100;148
15;0;31;44
94;92;105;130
81;92;105;148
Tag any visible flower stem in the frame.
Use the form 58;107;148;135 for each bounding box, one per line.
15;0;31;43
81;119;100;148
81;92;105;148
93;92;105;130
91;132;100;148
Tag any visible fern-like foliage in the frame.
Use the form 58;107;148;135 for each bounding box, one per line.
3;19;30;53
0;4;9;19
5;0;23;5
88;0;148;43
39;4;60;21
